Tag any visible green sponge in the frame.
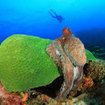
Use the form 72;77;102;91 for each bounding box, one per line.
0;35;61;92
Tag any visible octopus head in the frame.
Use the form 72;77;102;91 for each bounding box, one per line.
61;27;73;43
63;27;73;37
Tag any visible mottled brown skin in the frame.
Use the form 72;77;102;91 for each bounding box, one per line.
46;27;86;101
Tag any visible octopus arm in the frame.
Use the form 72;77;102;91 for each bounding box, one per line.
47;40;76;101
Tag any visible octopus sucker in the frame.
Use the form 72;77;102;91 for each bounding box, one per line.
47;27;86;101
73;66;80;80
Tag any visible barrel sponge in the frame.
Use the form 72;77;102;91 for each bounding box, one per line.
0;35;61;92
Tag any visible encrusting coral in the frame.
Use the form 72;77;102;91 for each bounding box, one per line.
69;59;105;96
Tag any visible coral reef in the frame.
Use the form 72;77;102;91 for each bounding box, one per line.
69;59;105;94
0;28;104;104
0;82;21;105
84;60;105;82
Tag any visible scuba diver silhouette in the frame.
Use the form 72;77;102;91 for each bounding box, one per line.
49;9;64;23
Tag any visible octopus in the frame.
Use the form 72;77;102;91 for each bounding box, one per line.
47;27;86;101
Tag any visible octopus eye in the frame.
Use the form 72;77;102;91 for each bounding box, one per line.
62;38;66;43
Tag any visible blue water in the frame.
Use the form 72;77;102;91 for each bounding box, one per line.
0;0;105;48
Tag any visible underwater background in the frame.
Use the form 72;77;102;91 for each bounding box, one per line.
0;0;105;48
0;1;105;105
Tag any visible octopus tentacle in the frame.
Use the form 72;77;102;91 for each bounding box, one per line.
72;66;84;90
63;37;86;90
47;40;76;101
46;40;62;68
56;55;74;101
